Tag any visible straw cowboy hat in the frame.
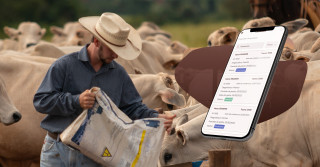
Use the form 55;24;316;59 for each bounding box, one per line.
79;12;142;60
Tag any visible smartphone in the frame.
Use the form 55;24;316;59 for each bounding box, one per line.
201;26;288;141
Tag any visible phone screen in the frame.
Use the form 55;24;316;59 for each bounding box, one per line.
201;26;287;140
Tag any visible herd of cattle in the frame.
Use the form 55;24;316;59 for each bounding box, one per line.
0;17;320;167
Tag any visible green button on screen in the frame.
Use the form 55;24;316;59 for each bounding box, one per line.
224;97;233;102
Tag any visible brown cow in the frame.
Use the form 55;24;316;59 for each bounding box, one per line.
207;27;239;46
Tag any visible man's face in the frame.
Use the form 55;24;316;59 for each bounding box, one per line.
98;44;118;64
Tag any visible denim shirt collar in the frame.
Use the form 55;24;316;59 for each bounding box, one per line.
78;44;116;69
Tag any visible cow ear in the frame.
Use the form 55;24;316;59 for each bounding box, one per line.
176;129;188;145
40;28;46;37
281;18;308;34
311;38;320;53
4;26;18;39
175;114;188;127
158;88;186;108
163;60;180;70
220;31;237;45
50;26;65;37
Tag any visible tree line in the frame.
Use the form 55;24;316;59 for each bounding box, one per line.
0;0;252;29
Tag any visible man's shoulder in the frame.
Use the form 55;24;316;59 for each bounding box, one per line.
55;51;80;64
112;61;126;72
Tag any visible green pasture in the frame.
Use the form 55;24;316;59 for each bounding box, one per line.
161;20;247;48
0;20;247;48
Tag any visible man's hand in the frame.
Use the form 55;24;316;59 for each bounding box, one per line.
158;113;176;134
79;89;96;109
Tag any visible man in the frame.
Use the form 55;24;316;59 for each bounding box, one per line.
33;12;175;166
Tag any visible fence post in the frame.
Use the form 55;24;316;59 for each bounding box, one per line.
208;149;231;167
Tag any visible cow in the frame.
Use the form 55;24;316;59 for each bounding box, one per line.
242;17;275;30
0;77;21;125
207;27;239;47
115;40;183;75
130;73;186;111
280;38;320;62
0;39;19;51
159;60;320;166
137;21;171;40
0;54;50;167
0;52;186;166
3;22;46;50
289;29;320;51
50;22;92;46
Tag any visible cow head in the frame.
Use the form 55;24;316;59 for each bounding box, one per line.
50;22;92;46
242;17;275;30
4;22;46;50
137;21;171;39
130;73;186;111
207;27;239;47
159;114;214;166
280;47;311;62
0;77;21;125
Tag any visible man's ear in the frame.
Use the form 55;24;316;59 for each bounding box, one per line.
93;37;100;47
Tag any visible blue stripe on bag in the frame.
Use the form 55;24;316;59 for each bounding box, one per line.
71;109;94;145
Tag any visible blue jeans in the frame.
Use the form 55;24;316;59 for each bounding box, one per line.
40;134;102;167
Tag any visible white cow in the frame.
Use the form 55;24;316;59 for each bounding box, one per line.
242;17;275;30
115;40;183;74
160;60;320;166
130;73;186;111
0;52;185;167
0;77;21;125
50;22;92;46
3;22;46;50
137;21;171;40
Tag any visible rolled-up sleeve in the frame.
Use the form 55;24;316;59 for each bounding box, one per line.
33;58;82;116
119;73;158;120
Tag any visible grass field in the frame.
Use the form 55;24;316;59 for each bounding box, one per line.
161;20;247;48
0;20;247;48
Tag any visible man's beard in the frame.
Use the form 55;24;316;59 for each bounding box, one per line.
98;46;110;64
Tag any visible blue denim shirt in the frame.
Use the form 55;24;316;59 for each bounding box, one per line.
33;45;158;133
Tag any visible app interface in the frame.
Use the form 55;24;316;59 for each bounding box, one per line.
202;27;285;138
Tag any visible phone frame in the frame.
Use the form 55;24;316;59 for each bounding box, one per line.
201;26;288;141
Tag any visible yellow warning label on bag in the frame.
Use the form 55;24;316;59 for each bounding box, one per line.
102;147;112;157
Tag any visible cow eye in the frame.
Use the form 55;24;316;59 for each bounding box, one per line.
218;30;224;34
170;127;175;135
165;77;173;85
167;104;174;110
38;32;42;36
76;31;84;38
251;22;258;27
18;31;22;35
285;51;292;59
164;153;172;164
